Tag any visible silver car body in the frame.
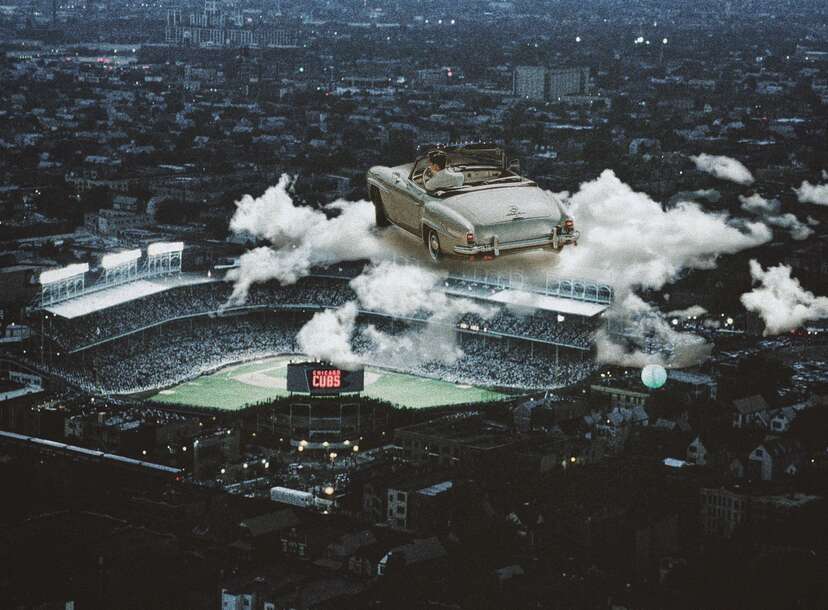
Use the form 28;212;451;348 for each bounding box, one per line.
366;144;579;259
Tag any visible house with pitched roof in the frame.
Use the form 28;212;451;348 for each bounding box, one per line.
732;395;770;429
748;438;805;481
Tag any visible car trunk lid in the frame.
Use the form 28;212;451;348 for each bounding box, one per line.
446;186;562;242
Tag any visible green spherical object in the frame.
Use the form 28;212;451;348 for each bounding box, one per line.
641;364;667;389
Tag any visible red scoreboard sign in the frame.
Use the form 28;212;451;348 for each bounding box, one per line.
286;362;364;395
311;368;341;390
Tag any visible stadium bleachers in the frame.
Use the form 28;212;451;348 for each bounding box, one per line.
40;313;594;394
44;277;600;353
35;276;601;393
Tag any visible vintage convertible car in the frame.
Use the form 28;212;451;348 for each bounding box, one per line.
366;143;579;261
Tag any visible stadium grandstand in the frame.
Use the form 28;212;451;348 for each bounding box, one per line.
24;245;614;399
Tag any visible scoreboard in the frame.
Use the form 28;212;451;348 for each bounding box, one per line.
286;362;365;395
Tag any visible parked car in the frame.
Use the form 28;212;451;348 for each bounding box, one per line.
366;143;579;261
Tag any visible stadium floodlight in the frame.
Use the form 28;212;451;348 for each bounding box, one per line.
101;249;141;269
39;263;89;285
147;241;184;256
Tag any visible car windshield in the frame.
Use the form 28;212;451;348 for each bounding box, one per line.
411;147;507;185
446;148;504;169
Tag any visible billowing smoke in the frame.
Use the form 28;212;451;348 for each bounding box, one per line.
739;193;813;241
226;175;384;301
740;260;828;335
295;261;493;369
763;214;813;240
551;170;770;366
668;188;720;206
667;305;708;319
794;179;828;206
296;302;361;369
596;295;712;368
555;170;771;292
690;153;755;185
350;260;490;319
228;167;785;373
740;193;780;215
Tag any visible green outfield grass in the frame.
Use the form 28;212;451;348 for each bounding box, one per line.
147;355;509;410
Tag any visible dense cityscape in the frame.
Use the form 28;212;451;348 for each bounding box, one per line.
1;0;828;608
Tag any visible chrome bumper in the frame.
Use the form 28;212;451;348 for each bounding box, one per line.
454;230;580;256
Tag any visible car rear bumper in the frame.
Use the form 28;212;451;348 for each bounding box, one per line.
453;230;579;256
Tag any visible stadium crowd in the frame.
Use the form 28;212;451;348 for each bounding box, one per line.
457;310;597;348
43;310;595;395
45;278;354;349
45;315;304;394
44;277;601;353
356;317;594;389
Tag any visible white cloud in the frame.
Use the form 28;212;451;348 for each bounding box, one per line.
296;302;361;369
555;170;771;294
763;213;813;241
690;153;755;185
596;294;711;368
739;193;813;240
669;189;720;205
296;261;494;371
794;180;828;206
549;170;771;367
594;328;661;368
739;193;780;215
740;260;828;335
362;322;465;368
350;260;491;319
226;174;385;300
667;305;708;319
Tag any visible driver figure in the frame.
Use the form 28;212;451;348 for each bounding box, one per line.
423;150;464;191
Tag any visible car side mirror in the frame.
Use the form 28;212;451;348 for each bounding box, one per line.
508;159;521;173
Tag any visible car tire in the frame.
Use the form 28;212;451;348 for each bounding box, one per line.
426;228;442;262
370;186;390;228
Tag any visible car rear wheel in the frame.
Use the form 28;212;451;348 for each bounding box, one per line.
426;229;442;262
370;186;390;228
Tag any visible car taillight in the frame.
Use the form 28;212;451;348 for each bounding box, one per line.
466;232;475;244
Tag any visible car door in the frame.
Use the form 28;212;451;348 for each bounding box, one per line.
386;172;424;235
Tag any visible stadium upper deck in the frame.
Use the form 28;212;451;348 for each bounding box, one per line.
33;251;613;358
43;274;216;319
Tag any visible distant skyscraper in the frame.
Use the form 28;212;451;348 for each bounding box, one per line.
513;66;546;100
513;66;589;101
547;67;589;100
165;0;299;48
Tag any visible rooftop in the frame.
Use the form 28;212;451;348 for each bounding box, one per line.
397;415;515;450
44;273;216;319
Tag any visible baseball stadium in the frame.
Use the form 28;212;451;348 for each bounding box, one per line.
25;243;613;414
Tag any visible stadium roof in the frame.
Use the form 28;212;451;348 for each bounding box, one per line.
487;289;609;318
43;274;217;319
